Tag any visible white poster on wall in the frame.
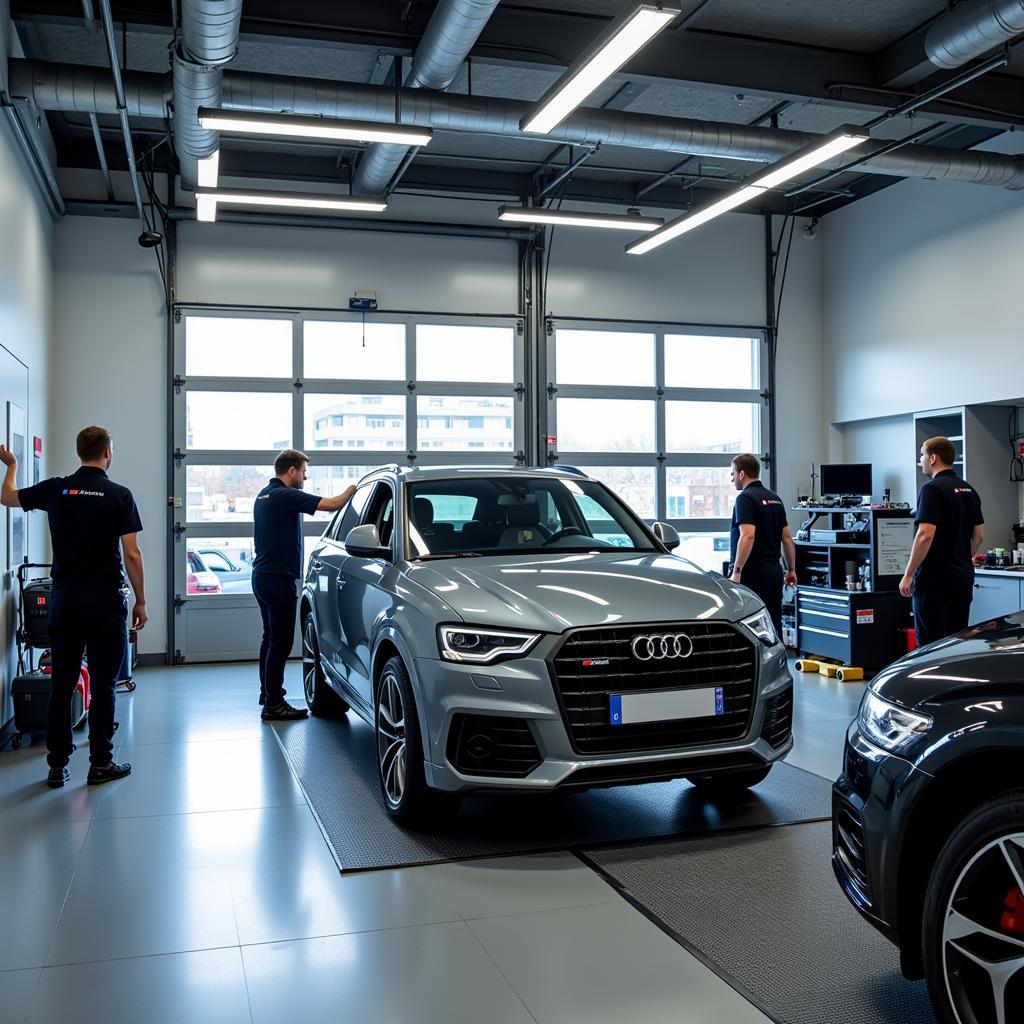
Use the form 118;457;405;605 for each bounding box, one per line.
877;518;914;576
7;401;26;570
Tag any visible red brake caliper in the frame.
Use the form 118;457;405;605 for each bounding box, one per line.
1001;887;1024;934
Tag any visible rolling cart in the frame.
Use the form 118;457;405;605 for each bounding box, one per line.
9;562;89;751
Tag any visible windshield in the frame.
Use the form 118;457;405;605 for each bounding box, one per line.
405;475;658;559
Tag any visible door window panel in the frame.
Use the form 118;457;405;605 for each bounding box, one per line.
585;467;656;519
304;394;406;452
416;324;514;383
666;467;735;519
330;482;374;542
416;396;515;451
186;392;291;450
185;317;292;377
665;401;758;453
665;334;758;389
186;465;274;522
304;321;405;380
308;466;373;523
555;329;655;386
185;538;255;596
555;399;655;453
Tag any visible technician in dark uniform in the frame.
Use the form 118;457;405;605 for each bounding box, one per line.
252;450;355;721
728;453;797;639
0;426;146;788
900;436;984;646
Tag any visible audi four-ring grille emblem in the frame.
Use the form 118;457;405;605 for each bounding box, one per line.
631;633;694;660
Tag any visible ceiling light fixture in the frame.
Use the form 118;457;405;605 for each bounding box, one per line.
196;193;218;223
498;206;663;231
197;149;220;188
520;2;681;135
195;188;389;219
198;108;433;147
626;126;869;255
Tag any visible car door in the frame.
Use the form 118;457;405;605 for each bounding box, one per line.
313;483;373;679
336;481;395;710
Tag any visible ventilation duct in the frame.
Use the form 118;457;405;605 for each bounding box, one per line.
926;0;1024;70
11;60;1024;190
353;0;500;195
173;0;242;190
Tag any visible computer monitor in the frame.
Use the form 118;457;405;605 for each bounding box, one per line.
820;463;872;497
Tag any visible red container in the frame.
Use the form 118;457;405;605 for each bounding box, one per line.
901;627;917;653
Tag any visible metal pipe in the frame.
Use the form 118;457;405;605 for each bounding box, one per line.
97;0;146;222
12;59;1024;190
88;112;115;199
865;50;1009;128
537;145;599;198
353;0;501;195
926;0;1024;70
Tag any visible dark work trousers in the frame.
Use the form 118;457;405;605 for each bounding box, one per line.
47;584;127;769
252;573;298;706
913;580;974;647
739;570;785;640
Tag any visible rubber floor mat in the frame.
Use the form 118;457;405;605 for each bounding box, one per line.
272;714;831;872
583;821;936;1024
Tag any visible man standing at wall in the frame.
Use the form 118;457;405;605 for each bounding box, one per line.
0;426;146;787
900;436;985;646
252;451;355;721
729;453;797;640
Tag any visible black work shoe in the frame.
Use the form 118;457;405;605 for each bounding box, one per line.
87;760;132;785
258;693;265;706
261;700;308;721
47;767;70;788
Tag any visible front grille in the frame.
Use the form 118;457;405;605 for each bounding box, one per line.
446;714;542;778
761;687;793;749
550;622;758;755
834;804;871;903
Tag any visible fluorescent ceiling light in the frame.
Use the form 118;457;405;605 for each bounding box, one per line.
498;206;663;231
196;193;218;222
626;185;765;255
626;126;870;255
520;2;681;135
197;150;219;188
198;107;433;147
195;188;389;215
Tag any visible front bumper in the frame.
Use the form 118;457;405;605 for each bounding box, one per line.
831;721;922;947
412;636;793;794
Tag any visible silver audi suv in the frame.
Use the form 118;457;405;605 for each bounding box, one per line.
301;465;793;823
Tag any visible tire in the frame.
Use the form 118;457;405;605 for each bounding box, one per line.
921;790;1024;1024
685;763;772;795
375;655;449;827
302;613;349;717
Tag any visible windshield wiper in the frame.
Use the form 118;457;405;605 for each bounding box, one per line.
412;551;486;561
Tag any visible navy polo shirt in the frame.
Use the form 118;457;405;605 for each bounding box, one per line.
252;478;321;578
18;466;143;585
915;469;984;587
730;480;787;577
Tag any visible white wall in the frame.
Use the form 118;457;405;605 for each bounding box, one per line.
822;135;1024;425
833;414;918;507
0;113;54;719
52;217;166;655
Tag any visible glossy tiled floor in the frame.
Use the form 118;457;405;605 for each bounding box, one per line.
0;662;857;1023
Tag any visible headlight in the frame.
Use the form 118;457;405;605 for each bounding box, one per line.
437;625;540;663
858;690;932;752
742;607;778;645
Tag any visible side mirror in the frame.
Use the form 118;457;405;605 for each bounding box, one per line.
345;524;392;560
652;522;680;551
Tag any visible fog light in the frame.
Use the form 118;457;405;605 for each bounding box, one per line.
466;733;494;760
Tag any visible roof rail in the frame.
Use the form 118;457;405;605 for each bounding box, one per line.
358;464;401;483
549;464;589;477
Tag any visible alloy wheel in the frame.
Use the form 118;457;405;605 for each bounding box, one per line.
302;618;318;705
377;672;407;810
942;831;1024;1023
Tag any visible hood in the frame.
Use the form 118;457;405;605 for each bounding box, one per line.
402;551;759;632
872;612;1024;709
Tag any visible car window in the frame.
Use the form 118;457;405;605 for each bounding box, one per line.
571;493;635;548
362;483;395;546
330;483;373;543
201;550;233;572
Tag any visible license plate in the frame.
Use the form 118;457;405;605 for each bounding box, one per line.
609;687;724;726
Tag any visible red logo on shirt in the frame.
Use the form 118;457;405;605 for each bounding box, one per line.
68;489;78;495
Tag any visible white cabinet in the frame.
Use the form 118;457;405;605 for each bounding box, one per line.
969;576;1023;624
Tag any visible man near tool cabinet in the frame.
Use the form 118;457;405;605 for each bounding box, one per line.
0;426;146;788
900;436;985;646
729;453;797;639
